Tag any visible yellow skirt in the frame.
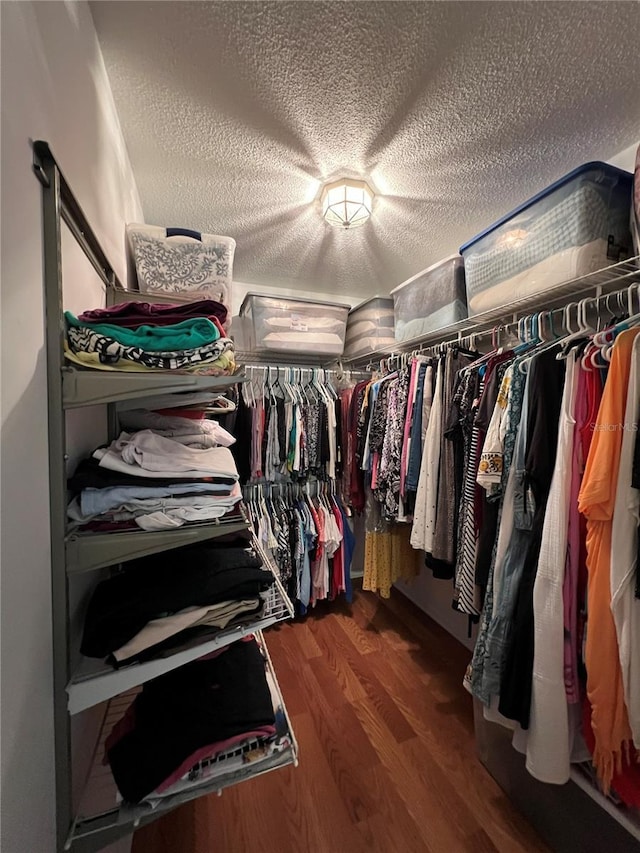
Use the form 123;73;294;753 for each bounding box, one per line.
363;525;420;598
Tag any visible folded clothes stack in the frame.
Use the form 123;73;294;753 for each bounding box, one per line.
63;298;235;375
138;664;292;810
67;410;243;532
103;637;284;804
81;541;273;667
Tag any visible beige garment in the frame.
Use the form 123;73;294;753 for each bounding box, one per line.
112;598;260;662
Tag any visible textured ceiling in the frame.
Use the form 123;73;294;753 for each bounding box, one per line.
90;1;640;301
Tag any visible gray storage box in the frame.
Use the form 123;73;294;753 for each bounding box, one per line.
344;296;395;358
391;255;467;342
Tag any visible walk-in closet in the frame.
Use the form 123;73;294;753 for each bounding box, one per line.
2;3;640;853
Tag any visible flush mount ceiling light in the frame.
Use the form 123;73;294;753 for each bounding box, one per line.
321;178;374;229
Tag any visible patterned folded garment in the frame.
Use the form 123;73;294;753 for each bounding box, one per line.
64;344;235;375
66;323;233;370
78;298;228;328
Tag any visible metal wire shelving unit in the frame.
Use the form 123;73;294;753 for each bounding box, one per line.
33;140;297;853
67;631;298;853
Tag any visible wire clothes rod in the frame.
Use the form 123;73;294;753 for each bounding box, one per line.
242;478;339;500
240;363;369;378
239;364;370;405
357;261;640;371
344;255;640;368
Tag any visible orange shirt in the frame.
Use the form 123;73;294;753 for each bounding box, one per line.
578;328;640;790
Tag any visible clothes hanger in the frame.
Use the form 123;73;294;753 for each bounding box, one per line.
202;395;237;415
596;283;640;361
517;308;566;374
576;296;607;370
324;368;338;401
607;282;640;332
242;366;254;407
289;367;302;406
556;300;592;359
312;368;330;405
283;367;295;404
301;368;316;404
457;332;499;377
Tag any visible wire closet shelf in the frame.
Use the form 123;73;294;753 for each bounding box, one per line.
342;256;640;365
67;631;299;853
66;527;294;716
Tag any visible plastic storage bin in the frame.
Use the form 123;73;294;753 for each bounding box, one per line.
460;162;633;316
126;223;235;311
391;255;467;343
239;293;349;356
344;297;395;358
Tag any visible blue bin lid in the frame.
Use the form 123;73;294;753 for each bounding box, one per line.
459;161;633;254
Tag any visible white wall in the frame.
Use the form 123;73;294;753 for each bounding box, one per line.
395;575;477;651
0;3;143;852
608;141;638;173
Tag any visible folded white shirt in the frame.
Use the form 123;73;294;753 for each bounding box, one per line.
95;431;239;480
148;431;230;449
118;411;235;447
134;504;240;530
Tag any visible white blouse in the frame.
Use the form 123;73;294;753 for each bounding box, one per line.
526;352;576;784
610;334;640;748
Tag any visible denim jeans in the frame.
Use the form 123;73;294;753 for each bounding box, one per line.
481;369;533;700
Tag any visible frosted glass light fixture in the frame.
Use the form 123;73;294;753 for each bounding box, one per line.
321;178;373;228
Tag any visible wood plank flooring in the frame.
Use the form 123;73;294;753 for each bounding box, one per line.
132;588;550;853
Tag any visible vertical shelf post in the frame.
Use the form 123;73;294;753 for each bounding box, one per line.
34;141;73;852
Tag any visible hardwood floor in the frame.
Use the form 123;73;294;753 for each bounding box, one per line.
132;588;550;853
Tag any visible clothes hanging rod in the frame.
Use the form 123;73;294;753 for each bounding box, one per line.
242;478;336;500
361;278;640;370
344;256;640;366
240;363;369;379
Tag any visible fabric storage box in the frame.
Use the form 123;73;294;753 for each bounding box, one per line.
344;296;395;358
391;255;467;343
126;223;235;312
460;162;633;316
240;293;349;356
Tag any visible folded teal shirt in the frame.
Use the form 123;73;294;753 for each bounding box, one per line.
65;312;220;351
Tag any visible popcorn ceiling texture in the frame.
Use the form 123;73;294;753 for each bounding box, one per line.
91;1;640;299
